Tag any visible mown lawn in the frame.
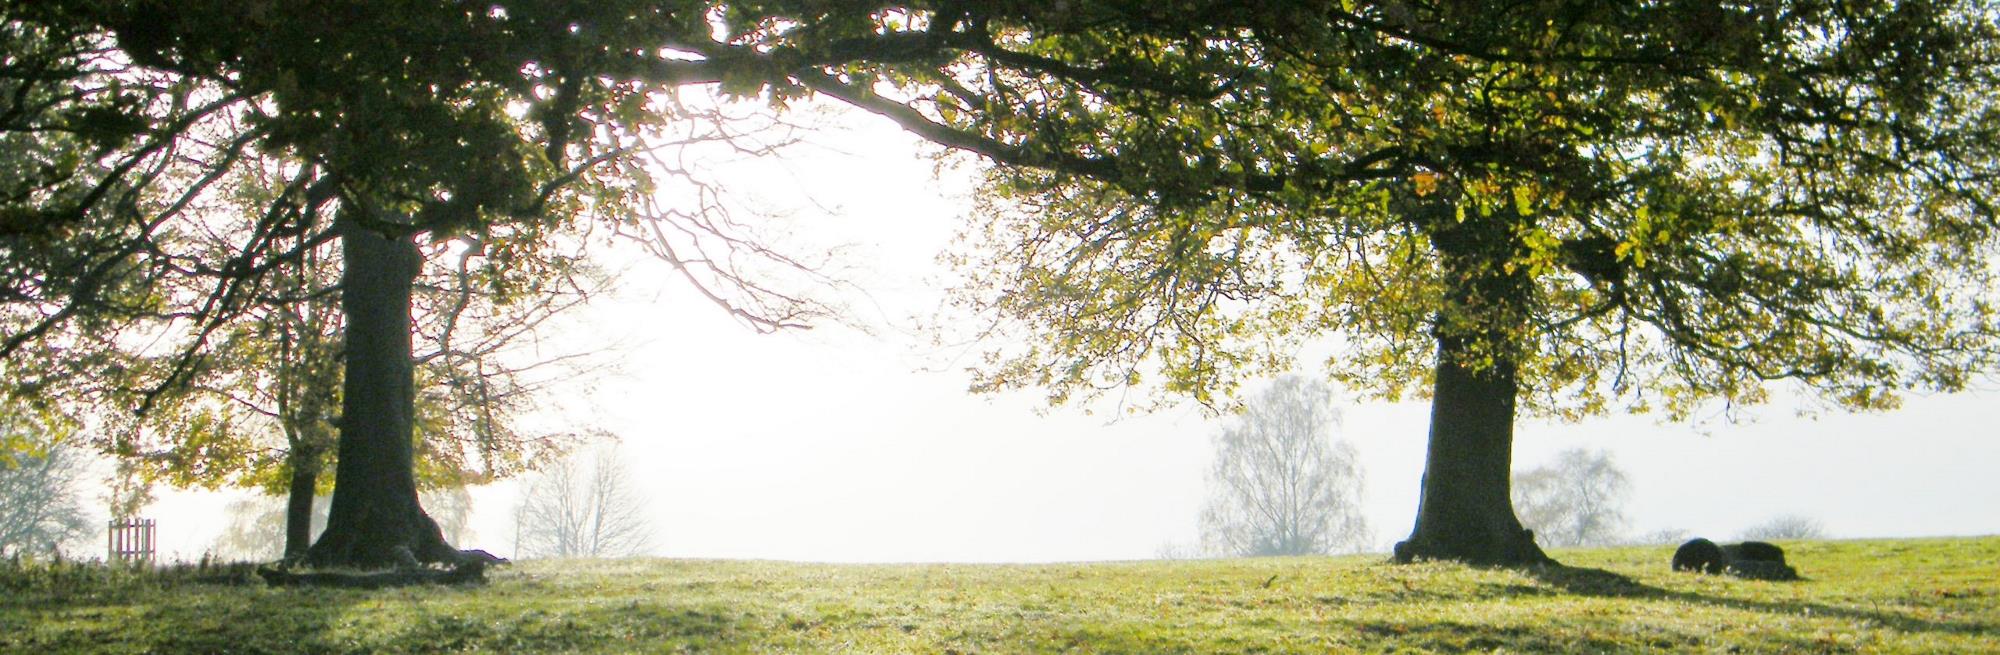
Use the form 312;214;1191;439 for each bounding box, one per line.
3;537;1995;653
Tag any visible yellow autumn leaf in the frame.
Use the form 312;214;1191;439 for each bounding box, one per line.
1413;171;1439;197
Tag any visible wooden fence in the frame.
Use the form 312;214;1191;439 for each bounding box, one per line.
107;518;156;565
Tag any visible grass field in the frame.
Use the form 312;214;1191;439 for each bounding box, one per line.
3;537;1995;653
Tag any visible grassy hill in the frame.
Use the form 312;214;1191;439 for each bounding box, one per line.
4;537;1995;653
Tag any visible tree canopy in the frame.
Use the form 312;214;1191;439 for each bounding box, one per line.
873;1;2000;415
2;0;836;406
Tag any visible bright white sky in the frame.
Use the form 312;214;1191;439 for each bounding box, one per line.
143;100;2000;564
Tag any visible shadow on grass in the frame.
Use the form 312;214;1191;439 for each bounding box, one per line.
389;600;754;653
3;563;758;654
1526;564;1994;638
1;565;369;654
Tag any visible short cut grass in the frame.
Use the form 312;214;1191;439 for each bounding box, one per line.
3;536;1995;653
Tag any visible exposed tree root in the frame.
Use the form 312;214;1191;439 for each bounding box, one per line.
258;549;506;589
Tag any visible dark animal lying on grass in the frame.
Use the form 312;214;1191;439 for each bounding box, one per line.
1671;538;1799;581
1671;537;1726;573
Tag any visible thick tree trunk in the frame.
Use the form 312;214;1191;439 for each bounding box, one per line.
1392;204;1551;566
281;445;319;561
306;218;457;569
1392;332;1550;566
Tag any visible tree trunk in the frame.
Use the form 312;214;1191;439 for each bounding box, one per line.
306;217;457;569
281;445;319;561
1392;332;1550;566
1392;204;1551;566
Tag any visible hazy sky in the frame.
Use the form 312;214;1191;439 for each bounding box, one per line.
146;100;2000;563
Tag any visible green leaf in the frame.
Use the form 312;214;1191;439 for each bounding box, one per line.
1512;186;1535;216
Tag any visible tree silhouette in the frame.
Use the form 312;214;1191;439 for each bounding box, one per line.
1200;375;1371;557
513;445;653;559
1512;448;1630;548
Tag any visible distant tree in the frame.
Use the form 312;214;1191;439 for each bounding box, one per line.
211;487;473;562
1629;528;1691;546
211;496;327;563
513;445;652;559
423;487;477;547
1512;448;1630;548
1153;541;1203;561
1740;515;1826;541
0;412;93;558
1199;375;1371;557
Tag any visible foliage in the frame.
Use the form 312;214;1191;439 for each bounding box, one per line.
0;426;93;559
1;0;850;396
1741;514;1828;542
1512;448;1631;548
0;400;71;470
3;536;1998;653
882;1;2000;419
117;228;609;493
0;4;652;495
1200;374;1371;556
513;444;653;559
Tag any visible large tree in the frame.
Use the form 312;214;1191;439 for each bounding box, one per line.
122;198;607;561
797;2;2000;564
1;1;845;569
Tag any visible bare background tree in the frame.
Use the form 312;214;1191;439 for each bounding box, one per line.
1200;375;1372;557
1512;448;1631;548
1741;515;1827;541
1152;541;1204;561
1629;528;1692;546
0;414;94;558
512;443;653;559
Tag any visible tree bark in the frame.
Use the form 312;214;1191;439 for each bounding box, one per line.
306;217;457;569
281;445;319;561
1392;204;1552;566
1392;332;1550;566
